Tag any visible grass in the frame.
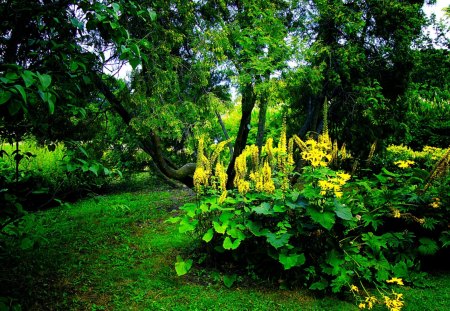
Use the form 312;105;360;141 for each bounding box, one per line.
1;174;449;310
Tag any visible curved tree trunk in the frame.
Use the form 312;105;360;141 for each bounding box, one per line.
94;76;195;188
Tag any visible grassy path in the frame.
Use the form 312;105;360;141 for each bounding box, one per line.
1;180;449;310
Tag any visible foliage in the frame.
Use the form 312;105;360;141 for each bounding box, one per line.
171;124;450;310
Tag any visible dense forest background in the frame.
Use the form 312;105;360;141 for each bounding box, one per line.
1;1;450;310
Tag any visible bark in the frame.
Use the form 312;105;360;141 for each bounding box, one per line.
94;76;195;187
256;95;268;155
215;110;233;159
298;96;322;138
226;83;256;188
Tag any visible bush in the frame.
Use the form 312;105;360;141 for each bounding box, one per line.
169;125;450;310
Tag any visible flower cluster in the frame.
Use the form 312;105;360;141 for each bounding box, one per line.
318;172;351;198
383;292;404;311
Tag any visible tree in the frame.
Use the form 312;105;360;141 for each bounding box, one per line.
288;0;429;156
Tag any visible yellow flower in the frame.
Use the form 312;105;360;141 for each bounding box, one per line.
394;160;414;169
365;296;377;309
430;198;440;208
350;284;359;292
386;277;404;285
392;209;401;218
358;303;366;309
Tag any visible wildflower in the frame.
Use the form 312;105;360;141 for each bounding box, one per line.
262;161;275;193
264;138;274;163
430;197;440;208
392;209;401;218
386;277;404;285
288;137;295;166
215;161;228;192
394;160;414;169
350;284;359;292
210;139;230;166
365;296;377;309
358;303;366;309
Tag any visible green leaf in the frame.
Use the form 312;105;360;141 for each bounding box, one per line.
252;202;273;215
223;236;241;250
148;8;157;21
382;168;400;177
89;164;99;176
7;100;21;115
165;216;180;224
334;200;352;220
37;73;52;90
202;228;214;243
175;256;193;276
47;93;56;114
307;208;335;230
21;70;35;87
309;280;329;290
0;91;11;105
266;232;291;249
20;237;34;250
13;85;26;103
279;253;306;270
5;72;18;81
111;3;120;13
179;218;198;233
213;221;227;234
273;204;286;212
223;274;237;288
418;238;438;255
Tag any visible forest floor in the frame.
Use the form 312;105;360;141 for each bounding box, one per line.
1;173;449;310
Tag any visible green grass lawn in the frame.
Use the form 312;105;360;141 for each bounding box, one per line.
1;174;449;310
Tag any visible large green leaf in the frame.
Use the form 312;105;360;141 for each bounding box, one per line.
252;202;273;215
0;91;11;105
175;256;193;276
334;200;352;220
21;70;35;87
202;228;214;243
37;73;52;90
307;208;335;230
266;232;291;249
213;221;227;234
279;253;306;270
223;237;241;250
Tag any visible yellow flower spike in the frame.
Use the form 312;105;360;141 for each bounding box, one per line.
288;137;295;166
293;135;308;152
262;160;275;193
218;190;227;204
265;138;274;163
210;139;231;166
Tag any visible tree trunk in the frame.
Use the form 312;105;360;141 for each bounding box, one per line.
94;76;196;187
215;110;234;159
256;95;268;155
226;83;256;188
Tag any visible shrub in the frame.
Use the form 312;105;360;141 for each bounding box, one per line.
169;124;450;310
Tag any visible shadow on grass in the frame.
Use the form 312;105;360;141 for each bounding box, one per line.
0;181;449;310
